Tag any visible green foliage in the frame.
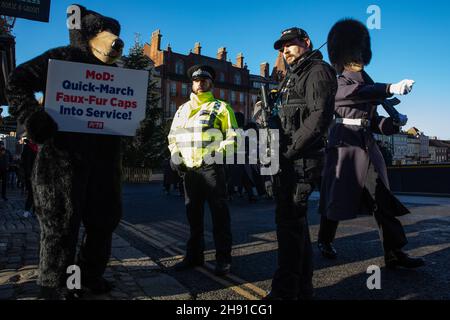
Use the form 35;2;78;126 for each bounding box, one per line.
121;38;166;169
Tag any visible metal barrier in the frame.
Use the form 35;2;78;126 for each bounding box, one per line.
388;164;450;196
122;167;153;183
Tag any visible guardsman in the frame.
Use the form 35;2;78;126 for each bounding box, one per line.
318;19;425;270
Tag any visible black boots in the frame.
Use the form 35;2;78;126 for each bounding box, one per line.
173;258;204;271
214;262;231;276
82;277;114;295
39;286;84;300
385;250;425;269
263;291;313;301
318;242;337;260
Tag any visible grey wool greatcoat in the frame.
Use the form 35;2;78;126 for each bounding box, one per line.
320;70;410;221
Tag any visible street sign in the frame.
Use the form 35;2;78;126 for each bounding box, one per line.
0;0;51;23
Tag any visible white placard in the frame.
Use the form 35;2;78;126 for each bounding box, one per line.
44;59;148;136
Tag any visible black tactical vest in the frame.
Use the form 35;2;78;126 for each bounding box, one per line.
276;55;329;157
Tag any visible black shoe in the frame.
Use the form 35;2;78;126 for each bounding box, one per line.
262;291;297;301
298;292;314;301
214;262;231;276
82;277;114;295
173;258;204;271
39;286;84;300
2;197;7;201
318;242;337;260
385;250;425;269
298;284;314;301
65;289;85;300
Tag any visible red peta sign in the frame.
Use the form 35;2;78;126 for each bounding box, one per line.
88;121;104;129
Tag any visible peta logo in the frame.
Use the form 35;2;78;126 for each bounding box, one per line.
67;5;81;30
88;121;104;129
366;265;382;290
66;265;81;290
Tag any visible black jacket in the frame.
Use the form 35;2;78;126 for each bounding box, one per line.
21;143;37;178
0;152;9;172
275;50;337;160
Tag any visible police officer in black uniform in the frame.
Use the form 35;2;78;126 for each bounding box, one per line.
265;28;337;300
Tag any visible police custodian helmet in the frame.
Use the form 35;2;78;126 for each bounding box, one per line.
187;65;216;82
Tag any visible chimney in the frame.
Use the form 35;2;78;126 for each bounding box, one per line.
151;29;162;53
193;42;201;55
217;47;227;61
260;62;269;78
236;52;244;68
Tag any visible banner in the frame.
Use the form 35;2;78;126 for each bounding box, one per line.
45;60;148;137
0;0;51;22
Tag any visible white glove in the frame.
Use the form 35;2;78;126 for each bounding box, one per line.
389;80;415;95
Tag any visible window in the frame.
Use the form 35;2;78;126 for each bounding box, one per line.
182;83;188;97
219;72;225;82
231;91;236;103
170;82;177;97
239;92;245;104
175;60;184;75
220;89;225;100
170;101;177;116
234;73;241;85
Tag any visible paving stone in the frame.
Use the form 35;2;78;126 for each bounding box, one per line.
0;289;14;300
112;247;148;260
136;274;191;300
121;258;159;271
112;237;131;248
1;190;192;301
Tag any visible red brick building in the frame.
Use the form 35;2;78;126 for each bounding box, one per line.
144;29;279;121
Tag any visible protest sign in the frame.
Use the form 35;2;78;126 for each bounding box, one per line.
45;59;148;136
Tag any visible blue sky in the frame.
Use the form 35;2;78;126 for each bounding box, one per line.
3;0;450;139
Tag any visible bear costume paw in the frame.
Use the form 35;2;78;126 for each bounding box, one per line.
26;110;58;144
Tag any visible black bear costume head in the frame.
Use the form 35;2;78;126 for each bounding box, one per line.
327;18;372;73
67;4;124;65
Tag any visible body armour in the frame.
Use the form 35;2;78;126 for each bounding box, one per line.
274;50;336;160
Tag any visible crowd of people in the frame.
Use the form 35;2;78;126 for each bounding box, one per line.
163;120;270;203
0;138;38;217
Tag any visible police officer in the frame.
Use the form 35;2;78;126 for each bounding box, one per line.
265;28;337;300
168;65;238;276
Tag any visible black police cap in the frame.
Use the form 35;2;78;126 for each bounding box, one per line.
187;65;216;82
274;27;310;50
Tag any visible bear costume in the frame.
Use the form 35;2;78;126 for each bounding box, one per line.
6;5;125;299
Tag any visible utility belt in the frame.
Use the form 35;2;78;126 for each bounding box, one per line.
334;118;371;128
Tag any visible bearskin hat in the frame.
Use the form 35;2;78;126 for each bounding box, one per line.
327;18;372;73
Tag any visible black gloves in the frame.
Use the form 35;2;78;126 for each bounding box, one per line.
26;110;58;144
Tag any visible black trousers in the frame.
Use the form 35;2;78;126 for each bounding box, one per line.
270;159;319;298
319;163;407;252
0;171;6;198
183;165;232;264
33;141;122;289
24;177;34;211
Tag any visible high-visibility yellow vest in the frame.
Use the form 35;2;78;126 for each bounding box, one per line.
168;92;239;168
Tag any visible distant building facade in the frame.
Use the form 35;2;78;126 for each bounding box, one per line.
143;30;279;121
